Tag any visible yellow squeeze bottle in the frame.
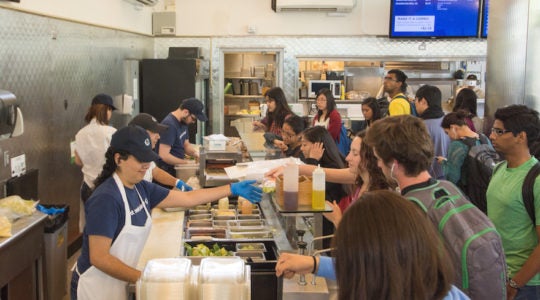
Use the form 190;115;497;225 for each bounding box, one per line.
312;165;326;210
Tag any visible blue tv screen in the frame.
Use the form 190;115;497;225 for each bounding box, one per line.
389;0;481;38
481;0;489;38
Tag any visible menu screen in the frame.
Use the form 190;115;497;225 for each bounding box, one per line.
390;0;481;38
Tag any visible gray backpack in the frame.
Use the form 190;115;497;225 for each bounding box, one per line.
405;180;506;299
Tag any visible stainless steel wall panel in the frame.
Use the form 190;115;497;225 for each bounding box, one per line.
0;8;153;239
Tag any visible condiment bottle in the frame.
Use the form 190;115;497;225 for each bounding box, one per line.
283;161;299;210
312;165;326;210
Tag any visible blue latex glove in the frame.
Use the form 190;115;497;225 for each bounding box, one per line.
175;179;193;191
230;180;263;203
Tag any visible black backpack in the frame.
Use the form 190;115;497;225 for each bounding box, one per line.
460;134;502;213
377;97;390;118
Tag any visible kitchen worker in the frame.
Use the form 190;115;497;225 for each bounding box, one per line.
74;93;117;233
156;97;207;177
71;125;262;300
129;113;192;191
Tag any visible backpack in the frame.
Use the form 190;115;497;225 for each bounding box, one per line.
337;122;351;157
394;94;417;116
522;162;540;225
406;180;507;299
377;97;390;118
460;134;502;214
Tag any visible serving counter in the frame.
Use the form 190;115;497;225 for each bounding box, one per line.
136;190;337;300
0;211;47;300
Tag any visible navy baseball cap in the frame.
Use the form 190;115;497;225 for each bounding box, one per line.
181;98;208;122
91;93;117;110
129;113;168;134
110;125;160;162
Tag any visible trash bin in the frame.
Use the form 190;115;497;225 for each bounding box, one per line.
39;204;69;300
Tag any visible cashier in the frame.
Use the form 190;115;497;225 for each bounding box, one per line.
71;125;262;300
156;97;207;177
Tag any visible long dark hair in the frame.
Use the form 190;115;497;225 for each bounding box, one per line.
354;130;391;192
441;110;469;129
265;87;293;130
334;190;453;300
361;97;383;126
453;88;478;117
93;147;129;189
316;88;337;121
301;126;345;168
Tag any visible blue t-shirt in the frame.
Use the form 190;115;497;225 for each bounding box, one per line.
76;177;169;274
156;113;189;168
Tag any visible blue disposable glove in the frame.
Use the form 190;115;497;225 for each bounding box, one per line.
230;180;263;203
175;179;193;191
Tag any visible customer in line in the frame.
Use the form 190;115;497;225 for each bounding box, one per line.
312;88;342;142
252;87;294;147
453;88;483;133
71;125;262;300
487;105;540;299
383;69;413;116
74;93;117;232
276;190;469;300
361;97;384;128
323;130;392;227
272;115;307;158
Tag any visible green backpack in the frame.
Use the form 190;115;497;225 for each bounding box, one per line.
405;180;506;299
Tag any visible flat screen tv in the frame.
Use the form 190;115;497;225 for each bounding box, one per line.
389;0;481;38
481;0;489;38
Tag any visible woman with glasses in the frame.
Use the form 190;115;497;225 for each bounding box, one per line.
312;88;342;142
272;115;307;158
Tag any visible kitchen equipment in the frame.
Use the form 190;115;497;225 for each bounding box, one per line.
175;163;199;182
249;81;259;95
198;148;243;187
241;80;250;95
308;80;342;99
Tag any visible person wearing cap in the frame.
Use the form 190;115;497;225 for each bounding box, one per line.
74;93;117;232
156;97;208;177
71;125;262;300
129;113;192;191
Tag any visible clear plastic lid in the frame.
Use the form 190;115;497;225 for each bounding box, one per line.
141;258;192;282
199;257;245;284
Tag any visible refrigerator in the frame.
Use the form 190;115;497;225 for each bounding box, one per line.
139;58;209;144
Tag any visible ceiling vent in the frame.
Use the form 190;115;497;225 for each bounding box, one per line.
272;0;356;13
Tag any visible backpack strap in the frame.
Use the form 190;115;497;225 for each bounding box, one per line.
522;162;540;226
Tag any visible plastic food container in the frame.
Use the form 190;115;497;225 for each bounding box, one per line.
198;257;249;300
175;164;199;182
236;242;267;252
137;258;192;300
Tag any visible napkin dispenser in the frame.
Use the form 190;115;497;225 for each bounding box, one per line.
0;90;24;139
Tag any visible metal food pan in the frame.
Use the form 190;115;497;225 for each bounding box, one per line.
228;220;266;227
213;209;236;218
237;215;261;221
186;228;227;239
187;220;213;228
238;209;260;216
189;214;212;221
227;230;273;239
212;220;229;228
214;215;236;221
193;204;211;210
211;204;236;210
189;209;211;215
236;242;267;252
235;251;266;262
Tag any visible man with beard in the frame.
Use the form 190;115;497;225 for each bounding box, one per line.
155;97;207;177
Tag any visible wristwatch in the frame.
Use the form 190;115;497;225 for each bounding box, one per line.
508;278;521;290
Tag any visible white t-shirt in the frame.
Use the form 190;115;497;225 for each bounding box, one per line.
75;118;116;188
144;161;157;182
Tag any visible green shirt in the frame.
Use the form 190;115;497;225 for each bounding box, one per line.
487;157;540;286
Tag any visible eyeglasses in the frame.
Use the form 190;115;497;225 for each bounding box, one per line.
491;128;511;136
384;77;398;82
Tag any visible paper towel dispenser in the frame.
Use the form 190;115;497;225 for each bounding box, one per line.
0;90;24;139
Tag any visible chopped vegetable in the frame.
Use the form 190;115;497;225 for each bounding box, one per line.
184;243;233;257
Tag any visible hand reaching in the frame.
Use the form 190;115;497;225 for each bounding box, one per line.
175;179;193;191
230;180;263;203
275;253;316;279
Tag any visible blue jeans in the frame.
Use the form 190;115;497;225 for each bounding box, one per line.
515;285;540;300
70;270;79;300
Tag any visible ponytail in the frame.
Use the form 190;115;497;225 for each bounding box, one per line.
93;147;129;189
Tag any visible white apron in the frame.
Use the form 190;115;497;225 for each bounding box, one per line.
77;173;152;300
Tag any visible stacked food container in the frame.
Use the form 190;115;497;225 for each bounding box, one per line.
182;197;283;300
